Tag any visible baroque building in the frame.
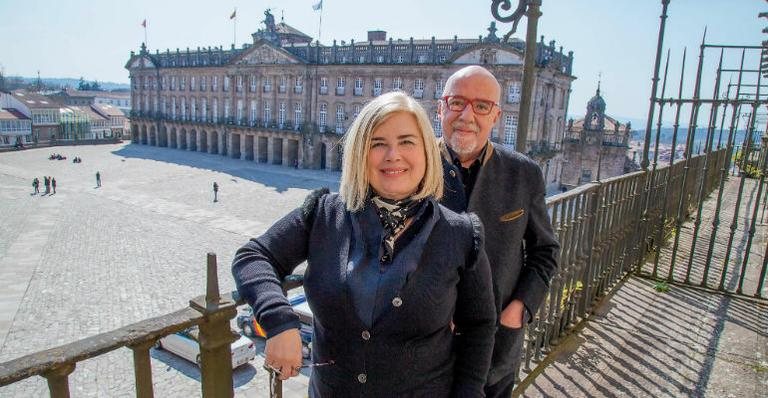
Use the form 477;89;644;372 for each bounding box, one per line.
560;84;637;189
125;10;574;178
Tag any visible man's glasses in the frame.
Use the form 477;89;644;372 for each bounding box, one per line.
441;95;498;115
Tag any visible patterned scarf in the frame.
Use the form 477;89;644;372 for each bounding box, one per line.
370;196;422;263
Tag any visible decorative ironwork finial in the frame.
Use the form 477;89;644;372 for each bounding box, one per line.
491;0;528;42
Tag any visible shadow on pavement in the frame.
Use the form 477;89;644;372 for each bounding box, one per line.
113;144;340;193
150;347;257;388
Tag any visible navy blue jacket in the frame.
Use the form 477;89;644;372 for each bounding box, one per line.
233;192;497;397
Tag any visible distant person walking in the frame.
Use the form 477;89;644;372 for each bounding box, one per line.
44;176;50;195
51;178;57;194
32;178;39;195
212;182;219;203
96;171;101;188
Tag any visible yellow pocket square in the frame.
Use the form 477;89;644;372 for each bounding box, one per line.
499;209;525;222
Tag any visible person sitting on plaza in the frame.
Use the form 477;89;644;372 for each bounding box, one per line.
232;91;497;396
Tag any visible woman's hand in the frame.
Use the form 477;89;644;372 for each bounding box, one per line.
264;328;303;380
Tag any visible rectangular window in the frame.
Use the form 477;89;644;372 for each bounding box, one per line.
336;77;345;95
353;104;361;120
278;102;286;127
250;75;257;92
263;77;272;93
504;114;518;145
507;82;521;103
413;79;424;98
212;76;218;91
237;99;243;124
319;103;327;132
250;100;257;124
392;77;403;91
435;80;444;99
335;104;345;133
236;75;243;92
294;102;302;130
180;76;186;90
294;76;303;94
201;98;207;121
201;76;207;91
263;103;272;126
224;102;230;121
190;76;196;91
433;112;442;137
224;76;230;92
279;76;287;93
212;98;218;122
373;78;382;96
320;77;328;95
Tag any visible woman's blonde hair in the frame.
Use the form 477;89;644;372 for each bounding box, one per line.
339;91;443;211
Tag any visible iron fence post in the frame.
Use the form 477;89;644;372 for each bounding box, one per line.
190;253;238;398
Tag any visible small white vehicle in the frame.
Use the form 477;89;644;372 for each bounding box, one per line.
156;326;256;369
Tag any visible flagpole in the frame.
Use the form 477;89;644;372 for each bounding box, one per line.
233;8;237;48
143;20;148;48
318;5;323;44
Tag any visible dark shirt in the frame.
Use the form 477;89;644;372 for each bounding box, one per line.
348;199;435;328
447;143;488;199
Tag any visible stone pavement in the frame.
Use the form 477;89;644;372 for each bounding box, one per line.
520;177;768;397
0;143;340;397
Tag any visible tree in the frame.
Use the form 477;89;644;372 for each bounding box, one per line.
78;77;90;91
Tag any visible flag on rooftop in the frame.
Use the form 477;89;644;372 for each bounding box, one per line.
312;0;323;11
141;19;146;28
230;9;236;19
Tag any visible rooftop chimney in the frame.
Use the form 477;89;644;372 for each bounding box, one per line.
368;30;386;42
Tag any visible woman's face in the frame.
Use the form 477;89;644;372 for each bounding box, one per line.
366;112;426;201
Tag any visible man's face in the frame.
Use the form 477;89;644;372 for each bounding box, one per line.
439;71;501;163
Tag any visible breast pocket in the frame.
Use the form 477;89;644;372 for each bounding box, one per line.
499;208;525;223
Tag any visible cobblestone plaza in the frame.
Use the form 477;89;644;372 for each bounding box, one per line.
0;142;340;397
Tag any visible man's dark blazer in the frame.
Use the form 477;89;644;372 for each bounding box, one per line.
440;141;560;383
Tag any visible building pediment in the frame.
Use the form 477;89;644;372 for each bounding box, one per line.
450;45;523;65
126;56;156;70
233;42;303;65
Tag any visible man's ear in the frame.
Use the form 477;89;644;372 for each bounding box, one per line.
491;107;501;124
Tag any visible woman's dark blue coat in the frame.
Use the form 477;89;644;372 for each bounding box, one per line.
232;192;496;397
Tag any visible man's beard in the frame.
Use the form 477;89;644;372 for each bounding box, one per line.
448;133;477;156
447;122;479;157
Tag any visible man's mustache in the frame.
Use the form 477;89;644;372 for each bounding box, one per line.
451;122;479;133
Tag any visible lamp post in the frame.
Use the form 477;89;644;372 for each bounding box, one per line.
491;0;542;153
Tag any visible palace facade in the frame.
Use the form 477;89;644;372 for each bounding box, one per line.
126;10;574;178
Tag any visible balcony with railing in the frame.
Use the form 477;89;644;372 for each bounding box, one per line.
4;146;764;396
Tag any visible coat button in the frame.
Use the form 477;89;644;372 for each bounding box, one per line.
357;373;367;384
361;330;371;340
449;169;456;178
392;297;403;307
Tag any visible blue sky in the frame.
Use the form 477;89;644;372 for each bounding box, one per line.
0;0;763;124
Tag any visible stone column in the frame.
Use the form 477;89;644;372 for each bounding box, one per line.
267;136;274;164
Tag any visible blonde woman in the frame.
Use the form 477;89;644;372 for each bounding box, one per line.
233;92;496;397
